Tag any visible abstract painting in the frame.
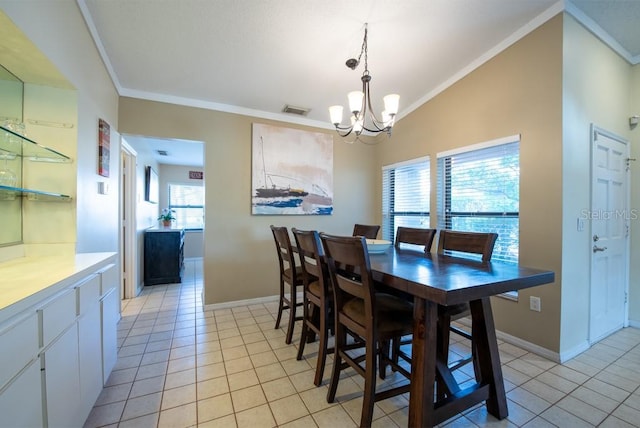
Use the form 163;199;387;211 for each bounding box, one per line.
98;118;110;177
252;123;333;215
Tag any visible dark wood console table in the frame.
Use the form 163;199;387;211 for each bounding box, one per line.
144;227;184;285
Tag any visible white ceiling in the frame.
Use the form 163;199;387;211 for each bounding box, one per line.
77;0;640;166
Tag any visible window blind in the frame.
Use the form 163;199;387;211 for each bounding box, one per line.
437;140;519;263
169;184;204;229
382;157;430;242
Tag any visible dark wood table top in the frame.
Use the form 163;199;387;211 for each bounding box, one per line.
368;248;555;305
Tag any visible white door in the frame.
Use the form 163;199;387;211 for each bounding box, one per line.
589;125;629;343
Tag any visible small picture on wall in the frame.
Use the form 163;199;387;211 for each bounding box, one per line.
251;123;333;215
98;118;110;177
145;166;159;204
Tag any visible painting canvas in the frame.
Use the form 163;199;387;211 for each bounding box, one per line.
98;118;110;177
252;123;333;215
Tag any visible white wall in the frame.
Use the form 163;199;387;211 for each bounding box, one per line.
629;65;640;326
0;1;120;255
561;14;635;355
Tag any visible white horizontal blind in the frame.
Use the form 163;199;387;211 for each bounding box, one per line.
169;184;204;229
437;140;519;263
382;157;430;242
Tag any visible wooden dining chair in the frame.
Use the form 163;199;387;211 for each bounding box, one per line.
320;233;412;428
437;230;498;376
270;225;305;344
352;224;380;239
394;226;437;253
291;228;333;386
374;227;438;376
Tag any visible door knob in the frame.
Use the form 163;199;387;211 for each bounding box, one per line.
593;245;607;253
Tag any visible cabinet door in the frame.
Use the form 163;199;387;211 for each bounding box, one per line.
101;288;119;383
0;360;43;428
42;325;81;428
79;303;103;422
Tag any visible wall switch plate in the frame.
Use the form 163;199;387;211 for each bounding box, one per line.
98;181;109;195
530;296;541;312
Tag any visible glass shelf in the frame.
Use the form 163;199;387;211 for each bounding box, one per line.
0;185;72;202
0;124;72;163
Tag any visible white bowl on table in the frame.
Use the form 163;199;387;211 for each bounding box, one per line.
365;239;392;254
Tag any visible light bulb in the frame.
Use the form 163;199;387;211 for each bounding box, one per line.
329;105;344;125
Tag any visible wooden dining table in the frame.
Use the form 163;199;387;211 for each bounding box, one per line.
367;248;555;427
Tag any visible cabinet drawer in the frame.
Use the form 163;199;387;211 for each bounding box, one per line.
99;263;118;295
76;274;100;315
39;289;76;348
0;312;38;390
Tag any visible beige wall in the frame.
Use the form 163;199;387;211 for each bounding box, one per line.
118;98;378;305
377;15;564;352
561;15;635;355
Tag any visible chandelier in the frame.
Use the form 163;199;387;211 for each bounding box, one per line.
329;23;399;143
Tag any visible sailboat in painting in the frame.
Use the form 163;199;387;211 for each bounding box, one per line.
252;125;333;215
254;137;308;208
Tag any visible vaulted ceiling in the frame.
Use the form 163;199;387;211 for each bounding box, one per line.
75;0;640;166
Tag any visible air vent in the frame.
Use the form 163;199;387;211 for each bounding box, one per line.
282;105;310;116
156;150;168;156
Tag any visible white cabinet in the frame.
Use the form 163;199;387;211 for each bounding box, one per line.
0;312;42;428
101;288;119;382
98;263;119;383
0;360;43;428
0;253;119;428
77;275;104;421
42;324;81;428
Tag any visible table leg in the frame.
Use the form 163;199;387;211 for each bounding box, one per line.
408;297;438;427
469;297;508;419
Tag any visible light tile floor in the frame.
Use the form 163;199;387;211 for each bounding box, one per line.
85;259;640;427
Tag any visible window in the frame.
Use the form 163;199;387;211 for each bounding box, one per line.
382;156;430;242
169;184;204;229
437;136;520;264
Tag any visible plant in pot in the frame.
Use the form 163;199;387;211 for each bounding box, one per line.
158;208;176;227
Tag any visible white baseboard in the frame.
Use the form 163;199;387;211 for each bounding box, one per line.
202;292;304;311
457;318;562;363
203;294;280;311
628;319;640;328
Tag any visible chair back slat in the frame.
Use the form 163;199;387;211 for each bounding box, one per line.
395;227;436;253
437;230;498;262
320;233;375;320
270;225;297;271
352;224;380;239
291;228;324;284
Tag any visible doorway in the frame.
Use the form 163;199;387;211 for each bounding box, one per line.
120;139;138;299
589;125;630;343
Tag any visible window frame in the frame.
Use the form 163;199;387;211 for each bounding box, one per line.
168;182;204;230
436;135;520;263
381;156;430;242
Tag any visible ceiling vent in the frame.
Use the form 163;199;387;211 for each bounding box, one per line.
282;105;310;116
156;150;169;156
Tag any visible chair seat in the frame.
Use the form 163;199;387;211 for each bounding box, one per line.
439;302;469;319
308;280;331;298
343;293;413;335
283;267;308;285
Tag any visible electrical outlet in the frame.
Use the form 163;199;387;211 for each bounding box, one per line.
530;296;541;312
